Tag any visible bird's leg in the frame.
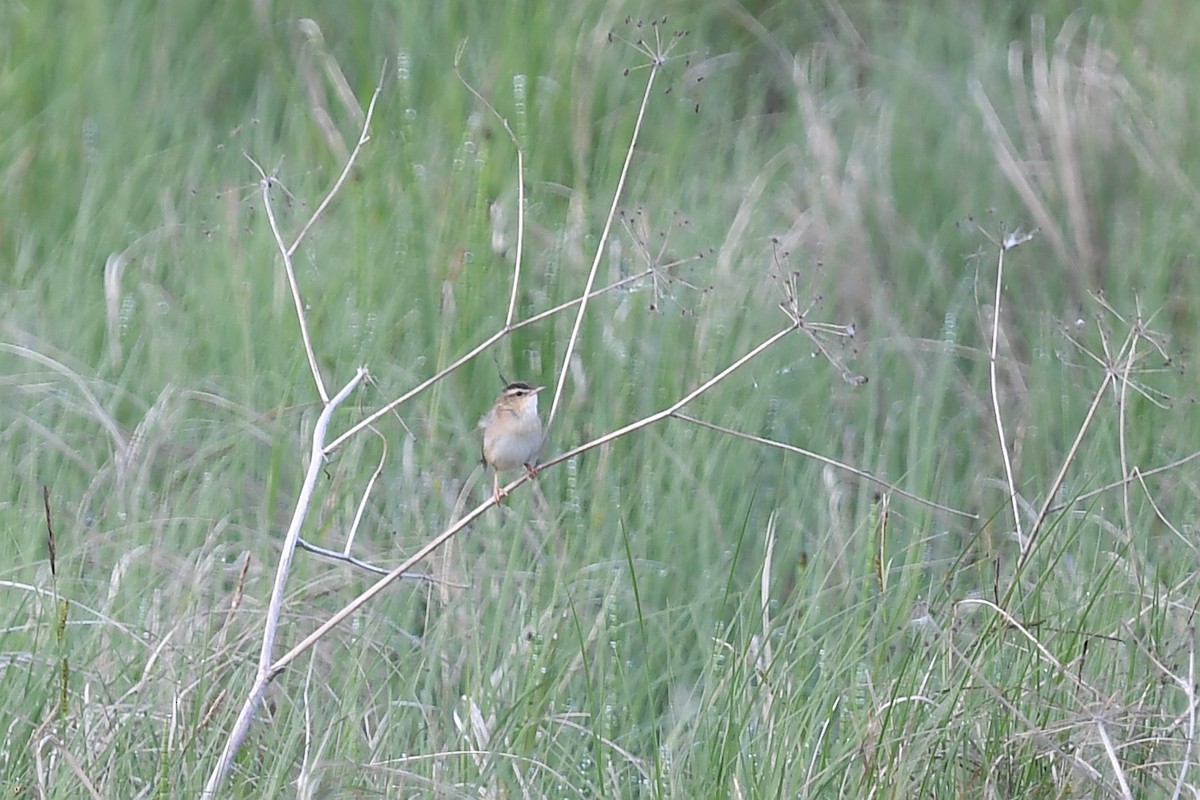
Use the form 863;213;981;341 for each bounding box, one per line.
492;474;507;504
523;462;539;479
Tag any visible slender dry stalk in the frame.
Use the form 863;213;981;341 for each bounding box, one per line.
245;151;327;403
1012;368;1111;581
1094;718;1134;800
544;21;678;438
982;229;1037;550
340;427;387;556
287;66;386;259
243;65;387;404
672;413;975;520
1168;639;1196;800
202;369;366;798
1050;447;1200;512
1114;320;1142;588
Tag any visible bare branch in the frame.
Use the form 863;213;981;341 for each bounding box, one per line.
203;368;367;798
266;323;800;681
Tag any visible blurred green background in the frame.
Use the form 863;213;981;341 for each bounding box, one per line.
3;0;1198;796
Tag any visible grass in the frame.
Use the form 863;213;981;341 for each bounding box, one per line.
3;1;1199;797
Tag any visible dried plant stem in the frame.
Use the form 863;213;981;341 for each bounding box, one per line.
544;56;660;438
1159;633;1196;800
293;536;430;580
243;66;387;405
245;151;328;402
203;368;367;798
672;413;976;520
1049;449;1200;512
542;324;799;470
1115;330;1142;589
286;66;386;259
341;428;387;556
1012;370;1111;579
1095;719;1134;800
988;242;1024;549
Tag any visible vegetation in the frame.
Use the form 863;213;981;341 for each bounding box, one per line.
3;1;1198;797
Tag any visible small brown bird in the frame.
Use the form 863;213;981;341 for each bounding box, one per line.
479;381;544;503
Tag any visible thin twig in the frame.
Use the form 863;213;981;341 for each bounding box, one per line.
1013;366;1114;578
1132;470;1195;553
1115;320;1141;587
544;50;660;440
294;536;444;583
287;64;388;258
537;324;799;477
343;427;387;556
1049;449;1200;512
242;65;385;405
1094;718;1134;800
672;413;976;519
1169;637;1195;800
245;152;329;403
987;239;1024;549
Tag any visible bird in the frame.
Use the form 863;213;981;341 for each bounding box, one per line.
479;380;544;503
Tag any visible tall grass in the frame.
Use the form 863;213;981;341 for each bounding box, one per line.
2;1;1198;797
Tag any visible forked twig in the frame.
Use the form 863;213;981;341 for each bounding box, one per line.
257;322;803;685
243;64;388;404
203;368;367;797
